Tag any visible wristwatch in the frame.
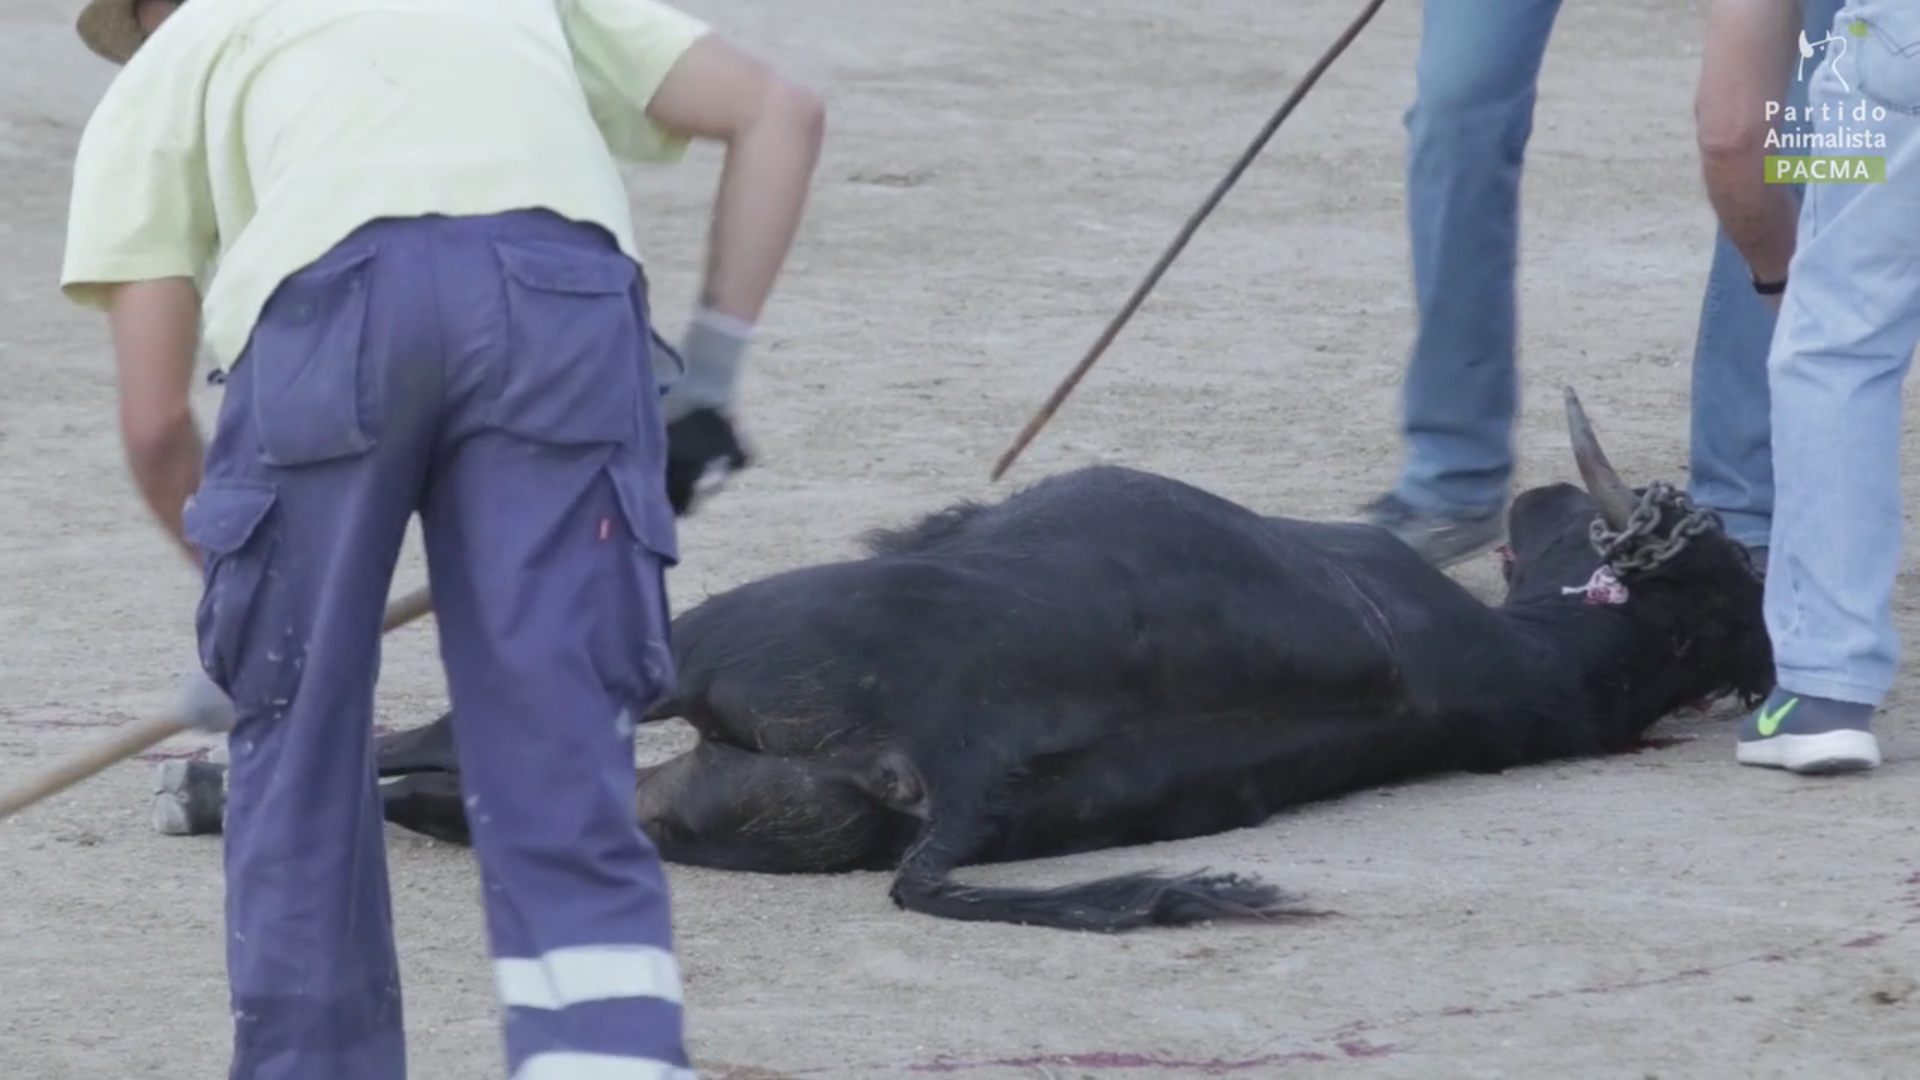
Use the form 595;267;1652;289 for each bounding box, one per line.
1751;271;1787;296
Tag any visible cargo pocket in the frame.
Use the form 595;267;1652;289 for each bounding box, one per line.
182;482;290;713
247;247;381;467
1853;10;1920;113
599;456;682;715
492;239;645;446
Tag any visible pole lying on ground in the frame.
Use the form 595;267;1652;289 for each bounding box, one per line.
988;0;1392;482
0;584;436;822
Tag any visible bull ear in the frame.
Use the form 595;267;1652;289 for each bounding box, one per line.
1564;386;1638;531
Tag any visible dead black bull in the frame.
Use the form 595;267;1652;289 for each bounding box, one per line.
154;388;1772;933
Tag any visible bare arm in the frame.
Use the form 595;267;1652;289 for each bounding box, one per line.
107;277;205;567
644;35;825;324
1696;0;1803;305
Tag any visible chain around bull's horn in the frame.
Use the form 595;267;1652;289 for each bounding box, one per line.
988;0;1393;482
1563;386;1639;532
0;584;435;823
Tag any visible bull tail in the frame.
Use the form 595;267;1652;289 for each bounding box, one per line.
887;863;1322;933
878;756;1326;932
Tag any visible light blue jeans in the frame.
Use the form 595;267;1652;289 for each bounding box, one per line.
1392;0;1843;548
1767;0;1920;705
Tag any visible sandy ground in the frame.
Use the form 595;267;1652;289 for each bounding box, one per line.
3;0;1917;1076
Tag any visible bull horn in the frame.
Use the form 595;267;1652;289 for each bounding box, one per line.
1563;386;1638;530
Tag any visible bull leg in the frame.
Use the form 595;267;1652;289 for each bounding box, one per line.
642;646;865;757
372;749;703;853
378;770;473;845
152;714;471;839
373;710;459;774
636;741;916;874
367;714;473;843
151;758;229;836
885;743;1322;933
151;759;468;841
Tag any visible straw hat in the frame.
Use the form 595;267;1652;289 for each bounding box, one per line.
75;0;156;66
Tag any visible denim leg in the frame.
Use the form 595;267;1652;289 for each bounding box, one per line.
1687;0;1846;548
1392;0;1566;516
1766;0;1920;706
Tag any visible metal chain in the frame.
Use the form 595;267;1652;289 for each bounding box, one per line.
1587;480;1721;575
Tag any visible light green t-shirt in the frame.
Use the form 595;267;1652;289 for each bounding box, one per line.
61;0;710;368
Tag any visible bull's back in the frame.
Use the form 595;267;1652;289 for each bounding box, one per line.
926;467;1455;707
662;466;1456;742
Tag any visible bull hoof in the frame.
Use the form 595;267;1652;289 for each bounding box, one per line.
151;759;226;836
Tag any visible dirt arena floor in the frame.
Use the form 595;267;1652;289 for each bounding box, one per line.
4;0;1918;1076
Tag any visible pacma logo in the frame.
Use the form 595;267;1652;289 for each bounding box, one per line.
1796;18;1873;90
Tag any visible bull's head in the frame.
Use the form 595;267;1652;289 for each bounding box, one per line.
1499;387;1773;712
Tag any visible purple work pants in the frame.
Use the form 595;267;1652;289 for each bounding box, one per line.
183;210;690;1079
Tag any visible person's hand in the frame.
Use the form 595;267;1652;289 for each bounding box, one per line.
655;308;756;515
172;666;235;733
665;406;752;516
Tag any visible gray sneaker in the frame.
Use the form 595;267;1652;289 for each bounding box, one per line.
1362;493;1505;570
1736;686;1881;774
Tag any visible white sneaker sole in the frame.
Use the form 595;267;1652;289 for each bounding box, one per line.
1736;729;1882;774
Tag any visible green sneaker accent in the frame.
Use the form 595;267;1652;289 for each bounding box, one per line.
1755;696;1799;738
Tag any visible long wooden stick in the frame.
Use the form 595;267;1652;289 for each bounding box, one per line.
988;0;1392;482
0;584;435;821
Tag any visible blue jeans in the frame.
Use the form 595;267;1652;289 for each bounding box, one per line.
1767;0;1920;705
1392;0;1843;547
